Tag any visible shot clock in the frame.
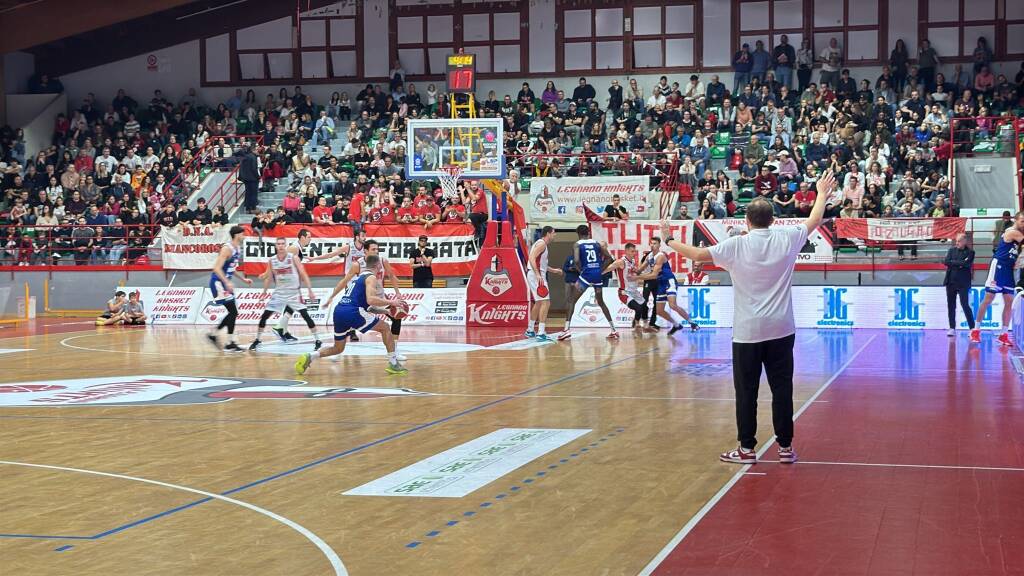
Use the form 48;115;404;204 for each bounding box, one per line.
446;53;477;93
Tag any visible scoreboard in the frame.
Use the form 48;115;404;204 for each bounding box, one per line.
446;53;476;93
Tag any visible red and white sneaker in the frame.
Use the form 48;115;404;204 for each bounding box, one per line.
607;331;620;340
556;330;572;341
997;332;1014;347
778;446;798;464
969;329;982;343
719;446;757;464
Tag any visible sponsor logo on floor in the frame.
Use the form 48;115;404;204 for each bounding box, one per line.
344;428;591;498
0;375;430;407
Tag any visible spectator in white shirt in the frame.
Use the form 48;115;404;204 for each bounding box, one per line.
658;169;838;465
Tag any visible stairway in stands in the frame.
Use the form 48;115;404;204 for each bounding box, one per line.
229;131;349;223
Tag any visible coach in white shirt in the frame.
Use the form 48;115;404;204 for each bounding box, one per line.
660;169;837;465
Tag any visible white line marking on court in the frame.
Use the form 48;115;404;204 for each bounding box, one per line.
757;460;1024;473
0;460;347;575
59;333;226;357
742;472;768;476
637;334;877;576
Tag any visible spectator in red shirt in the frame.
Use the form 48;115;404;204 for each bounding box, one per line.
312;196;333;224
412;184;433;209
442;194;468;223
349;187;366;232
465;180;488;244
416;196;441;229
793;181;817;217
397;195;417;223
753;165;778;199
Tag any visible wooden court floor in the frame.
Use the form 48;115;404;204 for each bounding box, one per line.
1;322;1021;575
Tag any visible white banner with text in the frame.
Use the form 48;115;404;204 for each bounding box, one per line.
529;176;651;222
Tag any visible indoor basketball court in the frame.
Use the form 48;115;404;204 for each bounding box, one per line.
2;0;1024;574
2;322;1022;575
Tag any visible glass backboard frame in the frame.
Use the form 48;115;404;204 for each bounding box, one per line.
405;118;506;180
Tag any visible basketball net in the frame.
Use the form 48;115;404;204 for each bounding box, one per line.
438;165;464;201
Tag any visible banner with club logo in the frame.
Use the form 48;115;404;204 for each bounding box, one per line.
530;176;651;222
160;225;231;269
590;220;694;275
835;217;967;241
691;218;834;263
195;288;335;326
239;223;477;277
127;286;468;326
120;287;206;325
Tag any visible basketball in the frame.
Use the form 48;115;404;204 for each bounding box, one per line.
388;300;410;320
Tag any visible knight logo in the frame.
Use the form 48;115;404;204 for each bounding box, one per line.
579;294;601;322
533;186;555;214
466;302;528;326
0;375;431;407
481;254;513;296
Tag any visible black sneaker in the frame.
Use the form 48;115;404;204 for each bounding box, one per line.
283;332;299;342
248;339;261;351
690;322;700;332
349;332;359;342
206;333;220;349
272;327;287;342
224;343;245;353
668;323;683;336
314;340;323;351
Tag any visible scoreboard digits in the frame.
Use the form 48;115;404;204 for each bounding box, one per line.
446;53;476;93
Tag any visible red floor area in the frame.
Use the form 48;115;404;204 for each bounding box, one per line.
0;318;101;339
652;332;1024;576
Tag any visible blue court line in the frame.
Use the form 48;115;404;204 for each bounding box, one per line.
405;427;626;550
1;352;652;543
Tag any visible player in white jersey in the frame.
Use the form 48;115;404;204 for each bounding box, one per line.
525;226;562;341
249;236;321;351
330;239;407;360
278;228;366;342
604;242;653;333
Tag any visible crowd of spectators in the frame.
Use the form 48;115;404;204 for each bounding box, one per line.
1;36;1023;265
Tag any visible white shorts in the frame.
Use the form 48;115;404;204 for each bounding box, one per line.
526;270;549;301
265;289;307;313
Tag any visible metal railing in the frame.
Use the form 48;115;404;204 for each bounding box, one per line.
1;224;162;269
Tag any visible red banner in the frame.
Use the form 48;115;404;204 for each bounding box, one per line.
835;218;967;241
239;223;477;277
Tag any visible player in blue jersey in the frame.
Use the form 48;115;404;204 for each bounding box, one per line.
206;225;253;352
972;211;1024;345
295;255;407;375
558;225;618;340
637;236;699;335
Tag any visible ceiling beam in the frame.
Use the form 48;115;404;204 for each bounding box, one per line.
0;0;198;53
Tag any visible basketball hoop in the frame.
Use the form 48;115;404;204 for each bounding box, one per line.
438;165;464;200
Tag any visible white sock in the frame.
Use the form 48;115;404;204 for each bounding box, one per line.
310;350;321;359
310;328;319;339
275;313;292;331
388;352;398;363
538;322;545;334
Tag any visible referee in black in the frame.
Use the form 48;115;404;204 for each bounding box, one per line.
660;169;837;465
943;232;974;336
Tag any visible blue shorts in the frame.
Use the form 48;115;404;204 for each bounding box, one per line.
985;260;1016;295
209;277;234;304
655;276;678;302
576;271;603;291
332;305;379;340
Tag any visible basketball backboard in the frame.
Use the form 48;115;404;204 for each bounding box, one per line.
405;118;505;180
